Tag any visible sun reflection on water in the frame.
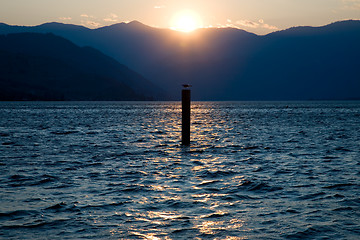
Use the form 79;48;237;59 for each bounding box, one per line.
197;220;225;235
148;211;184;220
130;232;166;240
196;218;246;237
118;102;252;239
89;102;253;239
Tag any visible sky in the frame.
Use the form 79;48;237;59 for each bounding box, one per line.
1;0;359;34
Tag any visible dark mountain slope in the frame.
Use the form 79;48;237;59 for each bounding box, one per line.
232;20;360;100
0;33;163;100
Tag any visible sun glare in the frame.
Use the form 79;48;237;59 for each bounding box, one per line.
171;10;203;32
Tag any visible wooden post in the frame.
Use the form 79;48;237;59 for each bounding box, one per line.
182;86;191;145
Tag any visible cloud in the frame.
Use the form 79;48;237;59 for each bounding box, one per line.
81;20;102;28
342;0;360;9
154;5;166;9
212;19;278;34
233;19;278;30
262;23;278;30
109;13;118;18
236;20;260;28
59;17;71;21
79;14;101;27
103;18;117;22
80;14;96;19
104;18;116;22
104;13;119;22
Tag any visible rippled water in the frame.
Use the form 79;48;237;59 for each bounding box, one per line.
0;101;359;239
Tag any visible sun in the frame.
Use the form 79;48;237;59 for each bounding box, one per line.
170;10;203;32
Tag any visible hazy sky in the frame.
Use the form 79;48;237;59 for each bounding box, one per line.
1;0;359;34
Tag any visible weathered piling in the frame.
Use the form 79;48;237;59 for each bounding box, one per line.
182;85;191;145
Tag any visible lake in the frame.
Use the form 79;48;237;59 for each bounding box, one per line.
0;101;359;239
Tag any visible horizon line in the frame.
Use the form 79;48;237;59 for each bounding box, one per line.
1;19;359;36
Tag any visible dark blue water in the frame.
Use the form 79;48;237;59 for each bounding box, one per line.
0;101;359;239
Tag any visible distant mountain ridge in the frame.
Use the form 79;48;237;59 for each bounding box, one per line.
0;33;163;100
0;20;359;100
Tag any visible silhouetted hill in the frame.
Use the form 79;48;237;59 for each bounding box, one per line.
0;33;163;100
0;20;359;100
235;20;360;100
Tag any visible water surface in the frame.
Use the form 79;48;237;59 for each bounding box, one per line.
0;101;359;239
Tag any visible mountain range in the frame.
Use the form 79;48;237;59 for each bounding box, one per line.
0;32;162;100
1;20;359;100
